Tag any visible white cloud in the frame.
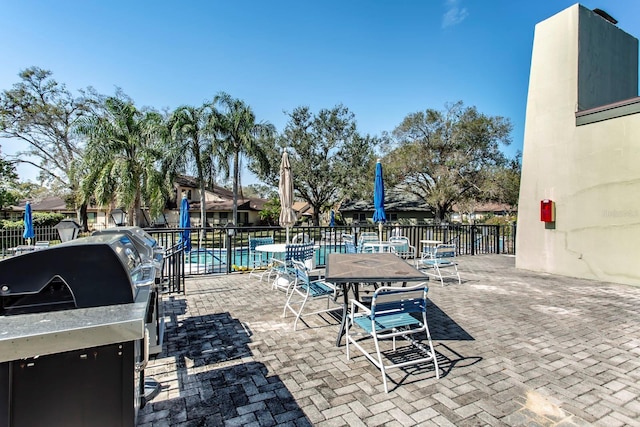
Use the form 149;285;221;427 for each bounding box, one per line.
442;0;469;28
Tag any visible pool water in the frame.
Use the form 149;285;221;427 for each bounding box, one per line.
184;244;346;274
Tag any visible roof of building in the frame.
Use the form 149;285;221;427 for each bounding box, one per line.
340;188;432;213
452;202;513;213
292;201;313;216
12;196;78;212
174;175;267;212
340;188;515;214
174;175;235;199
188;199;267;212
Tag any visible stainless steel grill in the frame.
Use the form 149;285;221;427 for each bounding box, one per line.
92;226;166;355
0;233;162;427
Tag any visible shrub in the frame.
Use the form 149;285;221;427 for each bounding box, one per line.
0;212;65;229
482;215;516;226
32;212;65;226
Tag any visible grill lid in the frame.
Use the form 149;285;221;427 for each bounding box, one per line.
0;235;142;312
92;226;159;260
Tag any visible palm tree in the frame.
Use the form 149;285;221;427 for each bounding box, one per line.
213;92;274;225
167;103;227;230
77;96;167;226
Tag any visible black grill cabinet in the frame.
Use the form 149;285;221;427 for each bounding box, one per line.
0;234;160;427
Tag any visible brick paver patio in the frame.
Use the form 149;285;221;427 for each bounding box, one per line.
138;255;640;426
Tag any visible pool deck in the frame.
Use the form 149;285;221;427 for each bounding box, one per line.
138;254;640;426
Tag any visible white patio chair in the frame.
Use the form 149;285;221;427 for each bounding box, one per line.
248;236;274;281
344;241;358;253
415;243;461;286
346;284;439;393
271;242;317;293
362;242;396;254
358;232;380;252
388;236;416;259
291;233;311;244
283;259;340;330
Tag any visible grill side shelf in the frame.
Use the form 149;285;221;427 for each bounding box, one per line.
0;286;149;363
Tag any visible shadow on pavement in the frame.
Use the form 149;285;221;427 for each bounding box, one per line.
427;300;474;341
139;310;311;426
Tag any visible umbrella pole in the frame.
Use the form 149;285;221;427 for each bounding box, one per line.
286;227;289;244
378;222;383;242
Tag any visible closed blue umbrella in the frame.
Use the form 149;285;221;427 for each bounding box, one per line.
23;201;35;244
329;210;335;227
179;196;191;252
372;159;386;241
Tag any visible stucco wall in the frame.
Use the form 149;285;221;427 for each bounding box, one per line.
516;4;640;286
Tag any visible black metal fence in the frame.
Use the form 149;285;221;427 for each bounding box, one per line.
142;223;517;284
0;226;60;254
1;224;516;292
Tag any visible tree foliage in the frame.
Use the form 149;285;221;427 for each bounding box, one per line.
0;67;96;229
0;147;19;209
258;197;280;225
385;101;512;221
76;95;169;226
490;153;521;212
244;183;277;199
255;105;377;225
168;103;225;228
214;92;275;225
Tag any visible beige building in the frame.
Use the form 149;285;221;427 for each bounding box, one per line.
160;175;267;227
516;4;640;286
5;176;267;229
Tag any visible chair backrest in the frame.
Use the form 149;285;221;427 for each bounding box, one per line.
388;236;409;251
362;243;395;253
344;241;357;253
291;233;311;244
370;284;428;318
285;242;314;263
434;244;456;259
290;259;310;284
249;236;274;252
359;232;379;245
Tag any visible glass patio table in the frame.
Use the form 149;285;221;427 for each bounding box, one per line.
325;253;428;346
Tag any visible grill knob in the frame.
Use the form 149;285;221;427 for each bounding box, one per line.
1;285;8;293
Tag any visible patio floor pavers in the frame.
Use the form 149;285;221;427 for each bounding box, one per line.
138;255;640;426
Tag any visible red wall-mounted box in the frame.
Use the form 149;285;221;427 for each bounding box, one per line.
540;199;555;222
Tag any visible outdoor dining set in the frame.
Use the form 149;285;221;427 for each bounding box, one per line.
244;230;462;393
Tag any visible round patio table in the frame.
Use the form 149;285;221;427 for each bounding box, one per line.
255;243;319;269
419;240;442;257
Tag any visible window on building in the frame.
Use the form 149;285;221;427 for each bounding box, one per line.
389;213;398;221
187;190;192;200
239;212;249;225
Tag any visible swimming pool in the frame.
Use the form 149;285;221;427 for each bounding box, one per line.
183;244;346;274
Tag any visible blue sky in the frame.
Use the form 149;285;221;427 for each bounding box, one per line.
2;0;640;185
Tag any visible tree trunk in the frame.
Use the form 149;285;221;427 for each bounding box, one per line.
133;188;142;226
199;174;207;241
232;151;239;225
312;203;320;226
436;205;447;223
78;202;89;232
